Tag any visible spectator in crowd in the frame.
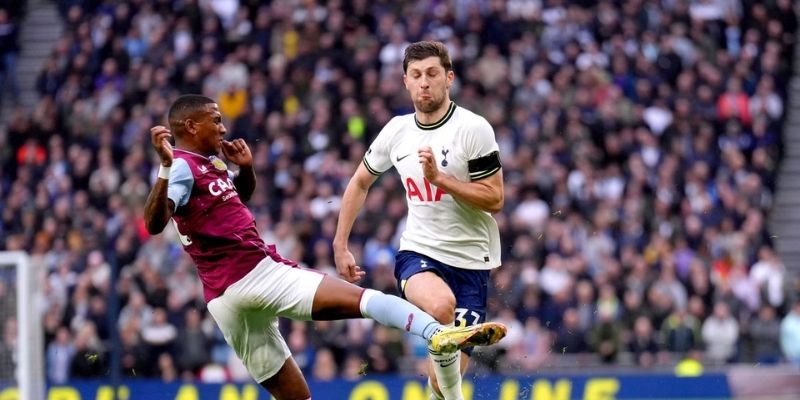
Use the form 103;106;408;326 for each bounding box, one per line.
117;290;153;331
588;309;622;364
0;8;20;105
508;317;551;371
157;353;179;382
750;245;786;309
748;305;782;364
661;309;701;354
176;308;211;376
554;308;588;355
310;347;337;382
141;307;177;362
702;302;740;364
0;0;795;379
46;327;75;384
781;302;800;366
119;323;149;377
628;316;660;367
69;322;107;378
341;353;368;381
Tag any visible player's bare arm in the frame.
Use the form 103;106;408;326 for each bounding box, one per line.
144;125;176;234
333;162;379;283
222;138;256;202
418;146;504;213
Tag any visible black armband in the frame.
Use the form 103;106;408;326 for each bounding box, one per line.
468;151;501;181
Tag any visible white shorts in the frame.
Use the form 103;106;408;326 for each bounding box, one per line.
206;257;325;383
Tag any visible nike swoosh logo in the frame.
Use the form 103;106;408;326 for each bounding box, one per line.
440;359;458;368
396;154;410;162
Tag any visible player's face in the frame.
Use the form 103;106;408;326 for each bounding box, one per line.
194;103;227;155
403;56;454;114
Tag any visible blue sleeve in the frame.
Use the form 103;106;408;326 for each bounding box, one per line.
167;158;194;212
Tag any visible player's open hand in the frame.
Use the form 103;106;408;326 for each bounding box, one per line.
418;146;441;185
334;248;366;283
150;125;173;167
222;139;253;168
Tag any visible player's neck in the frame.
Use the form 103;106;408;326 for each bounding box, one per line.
176;142;214;158
415;100;454;125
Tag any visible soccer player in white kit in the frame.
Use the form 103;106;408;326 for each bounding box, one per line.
334;41;504;400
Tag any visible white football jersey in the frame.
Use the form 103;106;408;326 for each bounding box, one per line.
363;102;502;270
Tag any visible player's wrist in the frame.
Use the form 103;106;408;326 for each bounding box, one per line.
158;164;171;180
429;174;445;187
332;240;348;252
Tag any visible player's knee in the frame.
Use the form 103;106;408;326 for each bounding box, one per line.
428;297;456;324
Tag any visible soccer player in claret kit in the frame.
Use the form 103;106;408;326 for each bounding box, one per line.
334;41;504;400
143;94;506;400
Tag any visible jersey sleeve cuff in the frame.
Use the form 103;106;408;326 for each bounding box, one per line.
470;166;501;181
363;158;383;176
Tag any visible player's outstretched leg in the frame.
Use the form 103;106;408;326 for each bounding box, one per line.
310;276;507;352
358;287;506;350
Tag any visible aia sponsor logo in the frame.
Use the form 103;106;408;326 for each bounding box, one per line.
405;178;446;202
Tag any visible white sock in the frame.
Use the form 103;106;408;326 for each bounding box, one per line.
429;346;462;400
428;377;445;400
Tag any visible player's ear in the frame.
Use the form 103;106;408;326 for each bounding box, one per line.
185;118;197;135
446;70;455;88
403;74;409;90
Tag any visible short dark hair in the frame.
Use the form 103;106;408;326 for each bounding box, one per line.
168;94;215;131
403;41;452;73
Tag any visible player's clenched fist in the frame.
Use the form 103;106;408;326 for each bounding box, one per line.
334;248;366;283
150;125;173;167
222;138;253;168
418;146;440;184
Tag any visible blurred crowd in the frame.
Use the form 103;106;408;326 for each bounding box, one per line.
1;0;800;384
